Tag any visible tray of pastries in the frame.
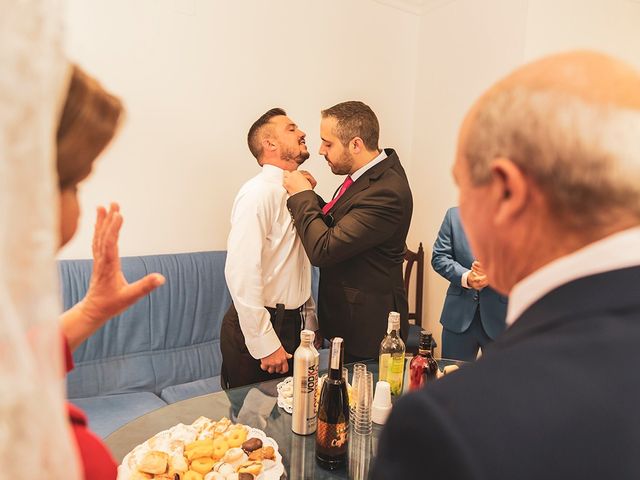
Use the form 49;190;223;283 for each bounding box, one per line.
117;416;284;480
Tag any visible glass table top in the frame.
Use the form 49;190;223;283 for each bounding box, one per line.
105;357;465;479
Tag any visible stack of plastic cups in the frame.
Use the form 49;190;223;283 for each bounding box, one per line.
350;363;367;423
348;367;374;480
353;371;373;435
348;423;372;480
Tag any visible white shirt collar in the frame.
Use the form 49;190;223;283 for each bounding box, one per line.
350;149;388;182
261;163;285;183
506;226;640;326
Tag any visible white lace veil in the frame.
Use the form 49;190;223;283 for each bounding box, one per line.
0;1;82;478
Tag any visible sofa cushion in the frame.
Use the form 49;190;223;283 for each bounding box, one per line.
61;251;231;398
160;375;224;404
69;392;167;439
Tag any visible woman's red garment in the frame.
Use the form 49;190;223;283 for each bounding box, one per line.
64;340;118;479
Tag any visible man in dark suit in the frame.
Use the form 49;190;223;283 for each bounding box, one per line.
432;206;507;360
283;101;413;362
373;51;640;479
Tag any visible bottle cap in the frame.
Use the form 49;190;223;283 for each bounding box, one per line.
419;331;433;350
387;311;400;331
300;329;315;344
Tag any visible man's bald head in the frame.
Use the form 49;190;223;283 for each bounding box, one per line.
487;50;640;110
462;50;640;230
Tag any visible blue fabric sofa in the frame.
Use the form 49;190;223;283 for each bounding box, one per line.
60;251;232;438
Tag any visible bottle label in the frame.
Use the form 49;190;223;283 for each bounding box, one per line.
308;363;319;419
330;340;342;370
316;419;349;452
387;353;405;396
379;353;391;382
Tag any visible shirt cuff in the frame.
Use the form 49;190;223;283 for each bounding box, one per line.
461;270;471;289
244;328;282;360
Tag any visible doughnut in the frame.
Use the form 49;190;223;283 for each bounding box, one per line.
186;439;212;451
183;471;204;480
226;426;248;448
185;439;214;462
190;457;215;475
212;437;229;460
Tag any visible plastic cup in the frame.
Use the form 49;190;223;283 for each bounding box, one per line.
371;381;393;425
350;363;367;419
354;371;373;435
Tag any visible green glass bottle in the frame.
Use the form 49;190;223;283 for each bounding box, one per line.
378;311;406;396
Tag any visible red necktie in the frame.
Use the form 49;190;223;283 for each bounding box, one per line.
322;176;354;215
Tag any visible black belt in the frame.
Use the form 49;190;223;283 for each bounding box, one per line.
265;304;303;314
265;303;305;332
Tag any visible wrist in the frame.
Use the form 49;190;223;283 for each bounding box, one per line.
75;297;106;326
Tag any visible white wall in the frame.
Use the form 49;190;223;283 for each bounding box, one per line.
410;0;528;341
410;0;640;342
61;0;640;345
60;0;420;258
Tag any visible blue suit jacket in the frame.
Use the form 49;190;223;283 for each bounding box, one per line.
431;207;507;339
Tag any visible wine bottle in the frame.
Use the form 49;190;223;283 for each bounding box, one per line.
316;337;349;470
292;329;320;435
409;331;439;391
378;311;406;396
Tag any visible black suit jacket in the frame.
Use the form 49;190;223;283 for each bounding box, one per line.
287;149;413;358
373;266;640;480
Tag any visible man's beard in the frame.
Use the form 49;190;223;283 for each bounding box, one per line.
327;150;353;175
282;146;310;165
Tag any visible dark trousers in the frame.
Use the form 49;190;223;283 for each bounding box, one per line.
442;309;492;362
220;303;302;389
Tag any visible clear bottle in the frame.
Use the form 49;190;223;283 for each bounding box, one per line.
409;331;439;391
316;337;349;470
292;330;320;435
379;312;406;396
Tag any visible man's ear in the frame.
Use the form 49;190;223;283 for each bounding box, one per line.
351;137;364;154
490;158;528;226
263;137;277;152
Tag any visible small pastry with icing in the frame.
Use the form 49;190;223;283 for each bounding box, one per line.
138;451;169;475
237;461;263;476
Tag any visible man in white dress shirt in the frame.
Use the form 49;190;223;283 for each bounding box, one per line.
221;108;318;389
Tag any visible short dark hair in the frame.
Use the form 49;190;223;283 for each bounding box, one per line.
57;65;124;190
247;107;286;160
321;101;379;151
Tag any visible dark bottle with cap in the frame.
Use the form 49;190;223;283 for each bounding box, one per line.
409;331;439;391
315;337;349;470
